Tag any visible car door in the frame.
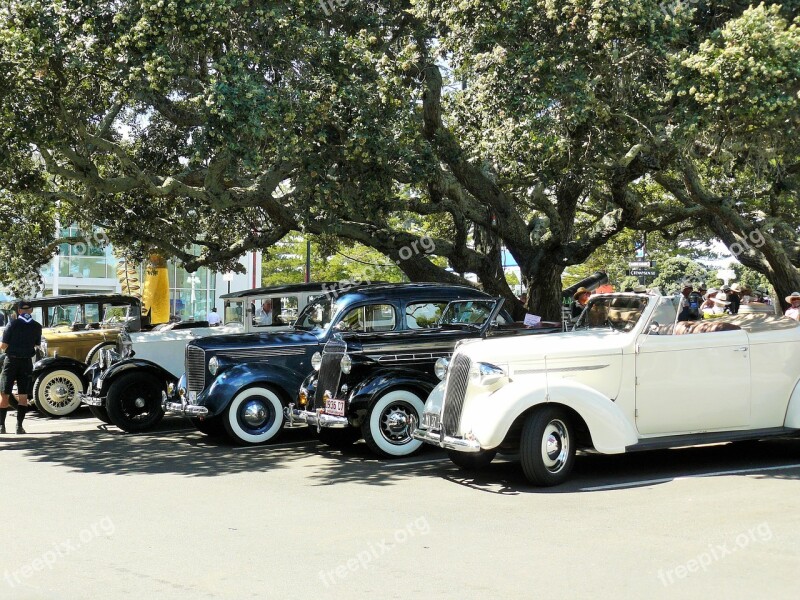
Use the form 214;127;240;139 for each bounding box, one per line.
635;324;752;435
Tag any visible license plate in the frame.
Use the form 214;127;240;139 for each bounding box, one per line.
424;413;440;429
325;399;346;416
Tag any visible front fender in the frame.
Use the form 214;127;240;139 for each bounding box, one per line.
198;362;306;416
347;369;438;414
462;376;639;454
100;358;177;390
33;356;88;380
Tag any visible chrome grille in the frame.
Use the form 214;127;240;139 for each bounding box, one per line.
186;346;207;394
314;337;347;408
442;354;471;436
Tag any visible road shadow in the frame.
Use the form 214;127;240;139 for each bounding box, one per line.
436;438;800;494
3;412;799;489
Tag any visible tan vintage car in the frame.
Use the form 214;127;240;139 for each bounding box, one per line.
25;295;146;417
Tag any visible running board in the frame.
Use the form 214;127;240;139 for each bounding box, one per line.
627;427;800;453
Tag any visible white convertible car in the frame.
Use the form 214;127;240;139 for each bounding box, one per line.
412;293;800;486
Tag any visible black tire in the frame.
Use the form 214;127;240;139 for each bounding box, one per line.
361;389;425;458
89;405;112;424
317;427;361;449
32;369;85;418
105;372;165;433
520;407;576;487
447;449;497;471
191;416;226;437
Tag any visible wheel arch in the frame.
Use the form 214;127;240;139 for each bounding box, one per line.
465;379;638;455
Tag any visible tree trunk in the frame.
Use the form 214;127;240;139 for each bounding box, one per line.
525;261;565;322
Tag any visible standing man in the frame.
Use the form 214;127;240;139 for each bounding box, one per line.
0;300;42;434
206;307;221;326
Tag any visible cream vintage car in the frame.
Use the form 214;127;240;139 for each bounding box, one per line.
412;292;800;486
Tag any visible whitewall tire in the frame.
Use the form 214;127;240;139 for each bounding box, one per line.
33;370;84;418
222;386;285;445
361;389;425;458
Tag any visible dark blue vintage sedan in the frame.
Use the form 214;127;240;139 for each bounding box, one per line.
163;283;506;445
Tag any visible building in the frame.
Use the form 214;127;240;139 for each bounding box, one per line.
36;226;261;320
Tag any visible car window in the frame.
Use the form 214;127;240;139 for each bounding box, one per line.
84;303;100;323
337;304;396;333
251;295;297;327
439;300;498;328
406;302;447;329
646;296;679;333
224;300;244;325
575;296;648;332
295;297;334;331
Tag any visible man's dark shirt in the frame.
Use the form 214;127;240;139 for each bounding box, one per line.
1;314;42;357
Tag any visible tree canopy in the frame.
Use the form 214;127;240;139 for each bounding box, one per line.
0;1;797;312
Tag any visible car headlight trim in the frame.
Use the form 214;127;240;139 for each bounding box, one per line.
208;356;220;376
340;354;352;374
311;352;322;371
469;362;507;387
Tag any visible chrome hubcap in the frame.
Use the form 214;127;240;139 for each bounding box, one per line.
46;378;76;407
242;401;268;427
380;404;413;444
134;397;146;409
541;419;569;473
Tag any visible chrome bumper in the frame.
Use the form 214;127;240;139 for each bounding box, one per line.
285;403;348;429
80;393;103;407
411;424;482;453
161;392;209;417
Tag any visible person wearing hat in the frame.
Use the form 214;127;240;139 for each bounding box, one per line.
632;284;647;294
703;291;730;317
785;292;800;321
571;287;591;320
700;288;719;312
678;284;702;321
0;300;42;434
727;283;742;315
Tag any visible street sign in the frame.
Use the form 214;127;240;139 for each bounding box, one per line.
628;261;654;268
628;268;658;277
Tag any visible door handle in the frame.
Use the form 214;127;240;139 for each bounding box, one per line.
733;346;748;352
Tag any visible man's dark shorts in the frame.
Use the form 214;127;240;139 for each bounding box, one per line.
0;356;33;395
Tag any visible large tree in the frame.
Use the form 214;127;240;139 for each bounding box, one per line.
1;0;797;316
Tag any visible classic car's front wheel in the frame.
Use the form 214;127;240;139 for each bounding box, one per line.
105;373;166;433
223;386;285;445
362;390;425;458
520;407;576;486
32;369;85;418
447;449;497;471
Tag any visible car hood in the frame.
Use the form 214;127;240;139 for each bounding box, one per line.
187;329;320;351
456;328;629;364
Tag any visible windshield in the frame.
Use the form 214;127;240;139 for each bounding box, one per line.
294;296;334;332
102;305;134;324
575;295;648;332
224;300;244;325
438;299;499;329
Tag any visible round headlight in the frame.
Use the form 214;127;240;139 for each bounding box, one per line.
311;352;323;371
340;354;352;374
39;337;48;357
434;357;449;381
208;356;220;376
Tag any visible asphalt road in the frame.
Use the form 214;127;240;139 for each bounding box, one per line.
1;409;798;600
